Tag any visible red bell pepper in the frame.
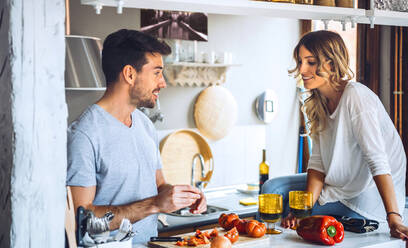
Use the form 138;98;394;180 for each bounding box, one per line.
297;215;344;245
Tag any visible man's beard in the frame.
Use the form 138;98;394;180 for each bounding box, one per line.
138;98;155;108
130;85;155;108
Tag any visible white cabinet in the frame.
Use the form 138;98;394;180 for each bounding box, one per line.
81;0;408;27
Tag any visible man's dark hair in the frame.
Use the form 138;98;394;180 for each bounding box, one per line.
102;29;171;86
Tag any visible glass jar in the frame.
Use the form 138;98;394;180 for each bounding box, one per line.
296;0;314;4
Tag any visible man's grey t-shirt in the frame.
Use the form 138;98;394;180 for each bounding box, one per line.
66;104;162;244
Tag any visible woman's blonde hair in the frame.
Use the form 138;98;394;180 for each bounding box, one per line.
289;30;354;137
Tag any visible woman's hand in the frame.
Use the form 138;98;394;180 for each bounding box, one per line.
388;215;408;241
281;212;298;229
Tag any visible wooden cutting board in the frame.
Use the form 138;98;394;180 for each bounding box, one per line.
148;228;268;248
159;129;214;187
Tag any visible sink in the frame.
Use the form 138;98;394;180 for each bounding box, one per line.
167;205;228;217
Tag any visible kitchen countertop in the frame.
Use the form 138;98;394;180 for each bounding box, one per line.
132;186;408;247
134;222;407;248
134;214;407;248
158;186;259;233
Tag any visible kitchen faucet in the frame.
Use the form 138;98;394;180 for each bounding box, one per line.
191;153;208;190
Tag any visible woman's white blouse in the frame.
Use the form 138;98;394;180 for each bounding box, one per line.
307;82;406;222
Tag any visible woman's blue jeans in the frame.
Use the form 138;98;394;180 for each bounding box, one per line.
261;173;365;219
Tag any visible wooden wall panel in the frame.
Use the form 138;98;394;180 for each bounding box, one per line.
0;1;12;247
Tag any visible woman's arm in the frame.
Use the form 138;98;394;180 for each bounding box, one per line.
282;169;325;229
306;169;325;206
373;174;408;240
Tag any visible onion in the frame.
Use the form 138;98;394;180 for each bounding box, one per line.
211;236;232;248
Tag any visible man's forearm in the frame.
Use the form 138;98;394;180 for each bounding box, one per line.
87;196;160;230
157;183;172;193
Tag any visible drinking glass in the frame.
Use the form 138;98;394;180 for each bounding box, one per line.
289;191;313;220
259;194;283;234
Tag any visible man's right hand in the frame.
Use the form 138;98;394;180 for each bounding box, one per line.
281;212;298;229
154;184;202;213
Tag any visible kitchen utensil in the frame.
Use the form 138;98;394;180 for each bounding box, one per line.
76;206;88;246
147;227;268;248
158;214;169;227
160;129;214;187
87;211;114;243
65;186;78;248
150;237;183;242
194;85;238;140
114;218;133;242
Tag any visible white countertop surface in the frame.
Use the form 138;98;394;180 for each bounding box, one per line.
133;224;404;248
133;208;408;248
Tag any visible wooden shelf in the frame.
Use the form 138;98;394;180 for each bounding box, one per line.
81;0;408;27
164;63;238;87
364;9;408;27
82;0;364;21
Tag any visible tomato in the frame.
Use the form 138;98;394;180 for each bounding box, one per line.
245;220;266;238
218;213;239;230
218;213;227;228
224;227;239;243
187;237;200;246
232;218;248;234
210;228;219;238
175;240;187;246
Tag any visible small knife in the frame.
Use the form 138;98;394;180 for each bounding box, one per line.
150;236;183;242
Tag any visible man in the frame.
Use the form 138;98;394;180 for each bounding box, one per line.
66;29;207;244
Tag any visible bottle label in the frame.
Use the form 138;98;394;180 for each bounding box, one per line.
259;174;269;193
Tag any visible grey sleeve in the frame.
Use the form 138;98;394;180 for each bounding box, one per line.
154;130;163;170
66;129;97;187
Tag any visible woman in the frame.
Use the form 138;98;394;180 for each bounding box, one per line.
278;30;407;240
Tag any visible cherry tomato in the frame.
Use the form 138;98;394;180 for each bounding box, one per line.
232;218;248;234
218;213;227;228
210;228;219;238
224;227;239;243
219;213;239;230
245;220;266;238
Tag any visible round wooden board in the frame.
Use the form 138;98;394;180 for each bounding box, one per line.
194;85;238;141
159;129;213;187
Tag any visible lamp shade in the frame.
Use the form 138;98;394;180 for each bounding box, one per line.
65;35;106;88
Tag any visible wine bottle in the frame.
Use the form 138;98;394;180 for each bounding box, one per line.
259;149;269;194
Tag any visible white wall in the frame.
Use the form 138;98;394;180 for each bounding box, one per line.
67;1;301;184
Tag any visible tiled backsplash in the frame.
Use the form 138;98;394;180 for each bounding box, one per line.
157;125;266;189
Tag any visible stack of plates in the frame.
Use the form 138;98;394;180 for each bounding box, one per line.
236;183;259;195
